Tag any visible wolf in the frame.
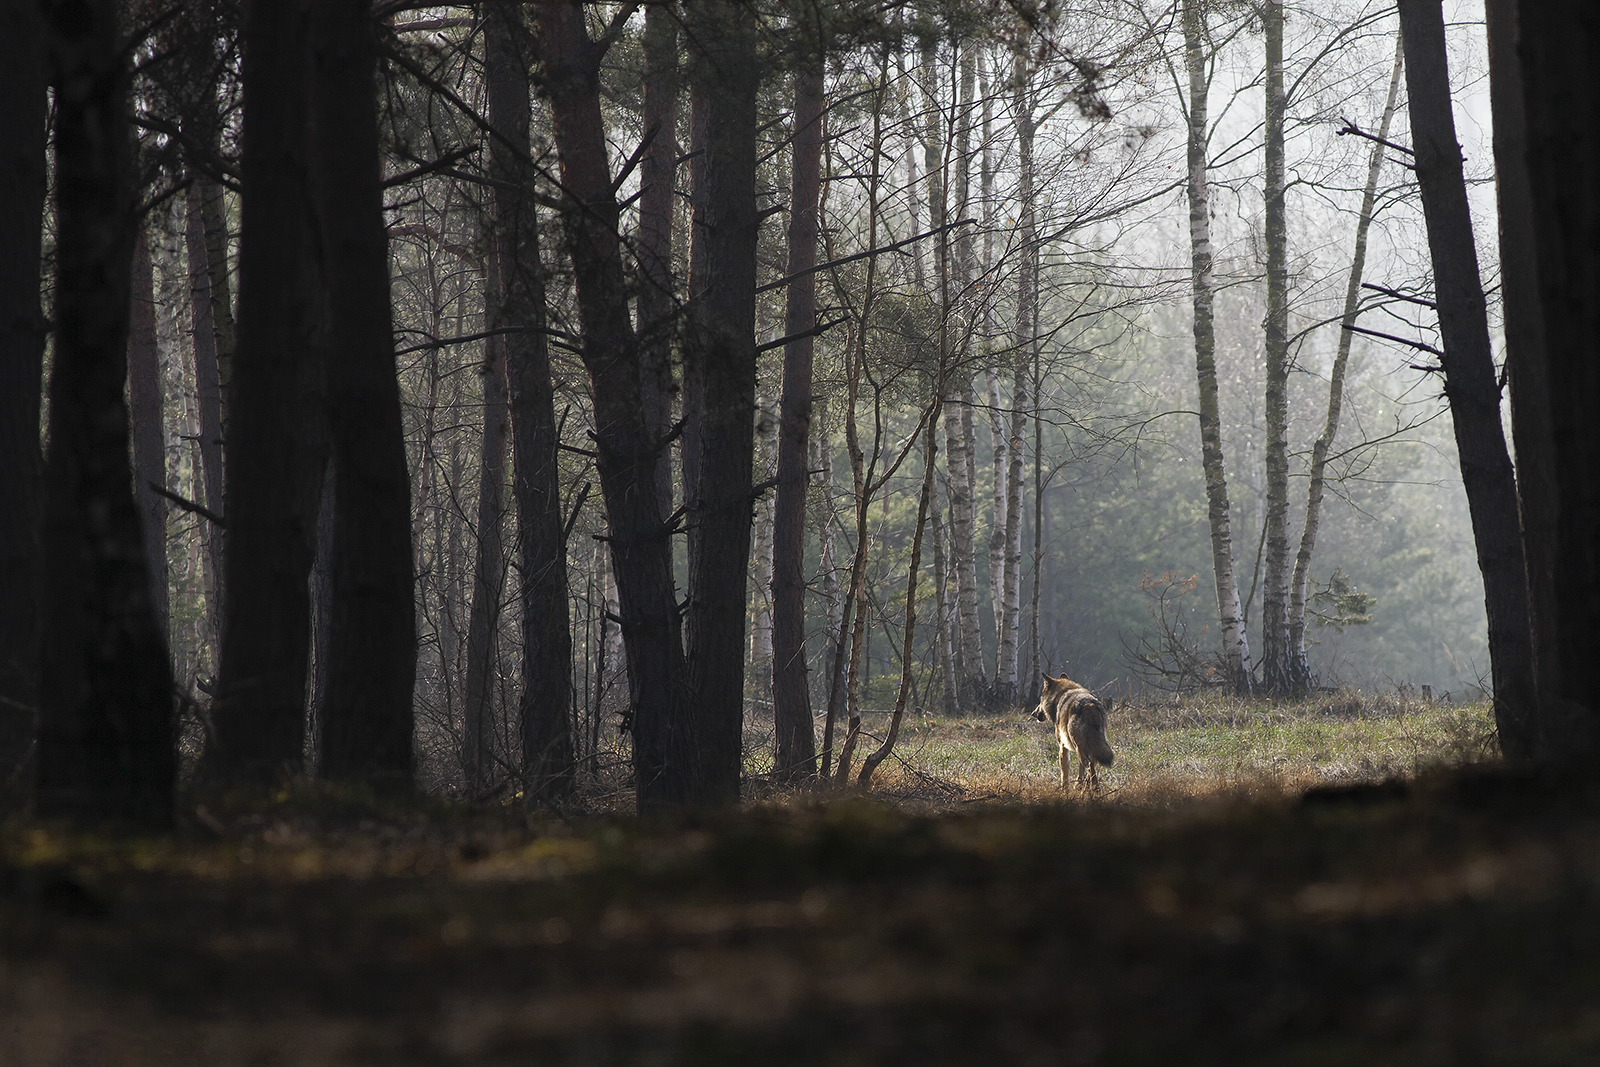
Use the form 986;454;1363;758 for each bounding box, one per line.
1033;674;1115;791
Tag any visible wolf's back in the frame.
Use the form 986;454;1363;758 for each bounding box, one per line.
1068;696;1115;767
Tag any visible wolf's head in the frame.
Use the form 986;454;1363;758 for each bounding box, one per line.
1033;673;1081;724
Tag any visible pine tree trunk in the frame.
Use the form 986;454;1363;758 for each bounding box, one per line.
1259;0;1293;696
1511;0;1600;759
127;227;170;645
210;0;325;782
0;0;46;791
461;232;511;794
309;0;417;790
1182;0;1252;694
485;4;573;804
536;5;689;812
183;182;226;646
636;4;678;518
1398;0;1536;756
771;57;824;782
1288;33;1403;690
681;5;760;806
36;0;175;822
1486;0;1558;759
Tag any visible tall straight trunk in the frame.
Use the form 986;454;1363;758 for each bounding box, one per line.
930;467;957;716
772;56;823;782
985;365;1007;675
636;3;678;517
899;47;926;292
209;0;325;782
1512;0;1600;759
1485;0;1556;759
944;44;983;708
750;395;776;677
681;88;708;550
461;193;512;794
128;227;170;646
486;3;572;804
997;43;1033;707
199;179;236;429
1182;0;1252;694
1028;345;1043;706
1287;34;1404;690
183;182;225;642
36;0;175;822
535;6;688;812
681;5;760;806
0;0;47;791
1259;0;1293;695
309;0;417;789
1397;0;1535;756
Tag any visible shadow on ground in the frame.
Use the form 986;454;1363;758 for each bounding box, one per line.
3;765;1598;1065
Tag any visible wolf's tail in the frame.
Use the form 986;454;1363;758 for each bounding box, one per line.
1085;724;1115;768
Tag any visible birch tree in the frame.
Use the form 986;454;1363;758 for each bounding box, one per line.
1180;0;1252;694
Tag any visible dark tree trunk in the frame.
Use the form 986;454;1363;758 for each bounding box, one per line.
309;0;417;790
0;0;48;793
1398;0;1536;756
636;3;678;518
680;4;760;806
534;5;689;812
461;241;511;795
486;2;573;805
771;56;824;783
35;0;175;822
209;0;325;782
128;227;170;644
1508;1;1600;758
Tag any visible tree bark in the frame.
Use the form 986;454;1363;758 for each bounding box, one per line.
462;154;512;794
535;5;689;812
771;53;824;783
1287;33;1404;690
1398;0;1535;756
0;0;48;792
127;227;171;645
636;3;678;518
680;4;761;806
183;182;226;646
1182;0;1252;695
309;0;417;789
35;0;176;822
1259;0;1293;695
209;0;325;782
1500;1;1600;758
998;42;1034;708
486;3;573;805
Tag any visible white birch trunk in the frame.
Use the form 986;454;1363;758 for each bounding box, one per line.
1183;0;1253;693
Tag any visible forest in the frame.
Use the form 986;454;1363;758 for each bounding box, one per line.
3;0;1600;1061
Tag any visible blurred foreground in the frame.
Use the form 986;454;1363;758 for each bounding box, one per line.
4;696;1594;1065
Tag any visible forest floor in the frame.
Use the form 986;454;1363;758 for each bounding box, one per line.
5;692;1599;1065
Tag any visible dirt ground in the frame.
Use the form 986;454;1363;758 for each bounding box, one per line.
3;765;1599;1065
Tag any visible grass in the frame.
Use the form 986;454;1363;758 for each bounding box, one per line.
6;692;1595;1066
767;688;1497;809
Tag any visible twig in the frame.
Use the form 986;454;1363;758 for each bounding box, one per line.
149;482;224;527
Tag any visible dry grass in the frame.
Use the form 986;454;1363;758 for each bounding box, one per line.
768;689;1499;811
